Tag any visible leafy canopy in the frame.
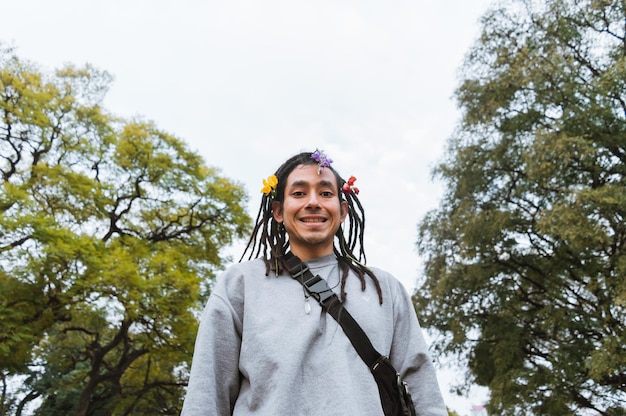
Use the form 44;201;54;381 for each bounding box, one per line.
0;44;250;415
414;1;625;414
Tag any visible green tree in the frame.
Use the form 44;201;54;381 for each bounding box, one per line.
0;45;250;415
414;0;625;414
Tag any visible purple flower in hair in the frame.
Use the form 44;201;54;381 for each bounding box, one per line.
311;149;333;174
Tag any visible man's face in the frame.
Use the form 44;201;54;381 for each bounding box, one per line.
272;164;348;261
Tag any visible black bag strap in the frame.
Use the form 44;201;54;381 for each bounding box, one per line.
283;252;382;369
284;253;418;416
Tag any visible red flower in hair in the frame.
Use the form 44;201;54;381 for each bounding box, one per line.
342;176;359;196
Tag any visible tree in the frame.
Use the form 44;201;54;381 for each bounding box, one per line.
414;0;625;414
0;45;250;415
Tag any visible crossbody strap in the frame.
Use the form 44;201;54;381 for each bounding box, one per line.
283;252;382;369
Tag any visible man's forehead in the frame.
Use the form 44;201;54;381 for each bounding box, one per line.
286;164;338;187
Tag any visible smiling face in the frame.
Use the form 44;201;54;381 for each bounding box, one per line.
272;164;348;261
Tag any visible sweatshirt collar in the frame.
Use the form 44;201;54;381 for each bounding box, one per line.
303;253;337;271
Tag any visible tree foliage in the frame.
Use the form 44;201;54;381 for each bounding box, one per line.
0;45;250;415
414;0;625;414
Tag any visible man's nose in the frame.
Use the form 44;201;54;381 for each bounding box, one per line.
306;193;320;207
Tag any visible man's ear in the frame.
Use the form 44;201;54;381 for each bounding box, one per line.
272;201;283;223
340;201;349;222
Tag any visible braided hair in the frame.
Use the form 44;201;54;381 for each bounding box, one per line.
240;151;384;304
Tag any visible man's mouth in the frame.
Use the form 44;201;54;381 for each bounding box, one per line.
301;218;326;223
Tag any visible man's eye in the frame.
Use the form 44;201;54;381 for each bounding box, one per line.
321;191;333;197
292;191;305;197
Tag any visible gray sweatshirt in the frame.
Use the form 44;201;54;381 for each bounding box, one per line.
181;254;447;415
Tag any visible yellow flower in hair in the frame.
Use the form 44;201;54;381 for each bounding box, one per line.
261;174;278;197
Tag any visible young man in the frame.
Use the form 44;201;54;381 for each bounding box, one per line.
181;151;447;415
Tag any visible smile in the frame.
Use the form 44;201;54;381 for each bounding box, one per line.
300;218;326;223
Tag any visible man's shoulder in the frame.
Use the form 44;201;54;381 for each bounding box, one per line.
361;265;409;296
363;264;394;282
210;258;269;303
220;258;268;280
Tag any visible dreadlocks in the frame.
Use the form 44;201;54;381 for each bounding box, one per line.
240;151;384;304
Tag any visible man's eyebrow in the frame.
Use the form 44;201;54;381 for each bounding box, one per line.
289;179;336;188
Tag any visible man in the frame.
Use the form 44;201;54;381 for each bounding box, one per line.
181;150;447;415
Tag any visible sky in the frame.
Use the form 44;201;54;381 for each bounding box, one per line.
1;0;492;413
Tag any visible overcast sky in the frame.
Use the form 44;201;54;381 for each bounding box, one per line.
1;0;492;413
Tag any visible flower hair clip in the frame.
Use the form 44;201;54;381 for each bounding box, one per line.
261;174;278;199
311;149;333;174
342;175;359;196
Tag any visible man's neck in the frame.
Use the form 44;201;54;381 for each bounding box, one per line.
289;246;333;262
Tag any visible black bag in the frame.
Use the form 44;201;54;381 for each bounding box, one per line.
372;355;417;416
284;253;417;416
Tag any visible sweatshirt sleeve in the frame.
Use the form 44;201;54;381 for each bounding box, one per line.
388;278;448;416
181;269;244;416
